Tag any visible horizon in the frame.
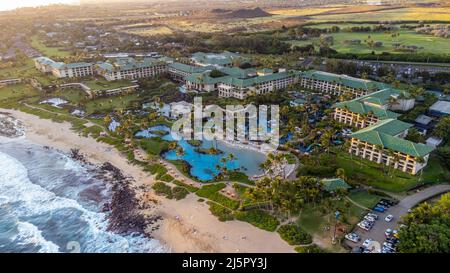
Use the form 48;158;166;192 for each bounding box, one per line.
0;0;79;11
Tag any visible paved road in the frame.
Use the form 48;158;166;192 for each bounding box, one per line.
346;184;450;251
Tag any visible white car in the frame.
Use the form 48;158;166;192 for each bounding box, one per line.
345;233;360;243
385;228;392;237
362;239;373;248
385;214;394;222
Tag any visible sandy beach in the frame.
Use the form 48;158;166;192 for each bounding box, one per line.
0;108;294;253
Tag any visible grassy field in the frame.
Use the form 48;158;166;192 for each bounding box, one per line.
30;36;71;58
334;151;450;193
289;25;450;55
83;78;135;91
310;7;450;22
0;84;40;101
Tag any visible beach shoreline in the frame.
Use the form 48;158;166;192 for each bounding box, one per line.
0;108;294;253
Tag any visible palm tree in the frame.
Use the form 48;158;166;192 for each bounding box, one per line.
415;156;425;182
357;143;365;168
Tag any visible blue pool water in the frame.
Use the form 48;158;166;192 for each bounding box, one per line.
136;125;266;181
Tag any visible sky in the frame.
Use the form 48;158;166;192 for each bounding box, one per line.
0;0;80;11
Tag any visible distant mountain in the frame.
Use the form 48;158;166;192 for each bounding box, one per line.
216;7;272;18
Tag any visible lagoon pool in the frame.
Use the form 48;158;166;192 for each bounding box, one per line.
136;125;266;181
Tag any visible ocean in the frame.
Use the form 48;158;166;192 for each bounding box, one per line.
0;138;166;253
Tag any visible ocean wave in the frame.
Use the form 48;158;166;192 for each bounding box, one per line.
0;149;166;253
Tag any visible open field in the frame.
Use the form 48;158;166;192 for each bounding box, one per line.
30;36;71;58
310;7;450;22
289;24;450;55
268;7;342;16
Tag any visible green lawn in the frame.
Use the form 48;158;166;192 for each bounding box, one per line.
30;36;71;58
348;191;382;208
334;151;450;193
289;25;450;55
0;84;39;101
82;78;135;91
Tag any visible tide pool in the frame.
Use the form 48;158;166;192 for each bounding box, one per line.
136;125;266;181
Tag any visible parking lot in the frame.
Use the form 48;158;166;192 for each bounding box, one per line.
345;184;450;253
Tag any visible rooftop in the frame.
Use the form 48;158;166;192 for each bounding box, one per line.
415;114;433;125
300;70;387;91
351;120;434;157
429;100;450;115
352;118;412;136
321;178;351;192
191;51;245;66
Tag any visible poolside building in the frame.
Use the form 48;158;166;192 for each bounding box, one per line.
34;57;94;78
333;88;414;129
298;70;387;98
348;119;435;175
96;57;167;81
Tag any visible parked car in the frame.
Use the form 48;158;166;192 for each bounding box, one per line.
385;214;394;222
373;206;385;212
366;213;379;219
364;215;377;222
385;228;392;237
345;233;360;243
362;239;373;248
358;222;371;231
393;230;399;238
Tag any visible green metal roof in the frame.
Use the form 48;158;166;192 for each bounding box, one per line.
185;73;225;85
321;178;351;192
219;67;256;78
191;51;245;66
301;70;387;91
97;57;165;72
334;100;400;119
169;62;212;73
359;88;412;106
219;71;295;88
351;121;435;157
352;118;412;136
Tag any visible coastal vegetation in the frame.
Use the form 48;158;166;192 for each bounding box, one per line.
277;224;313;245
235;210;280;232
398;193;450;253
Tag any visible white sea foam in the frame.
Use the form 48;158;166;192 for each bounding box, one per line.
0;150;167;253
13;221;61;253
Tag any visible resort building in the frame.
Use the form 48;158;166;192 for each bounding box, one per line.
298;70;387;98
428;100;450;117
190;51;247;68
182;65;296;99
217;71;297;99
348;119;435;175
96;57;167;81
34;57;94;78
333;88;415;129
168;62;213;82
51;62;94;78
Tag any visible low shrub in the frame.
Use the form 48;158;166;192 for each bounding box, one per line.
196;184;239;209
277;224;312;245
172;180;199;192
152;182;173;199
207;201;234;222
235;210;279;232
295;244;325;253
172;186;189;200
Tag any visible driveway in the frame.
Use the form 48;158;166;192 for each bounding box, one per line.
346;184;450;251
